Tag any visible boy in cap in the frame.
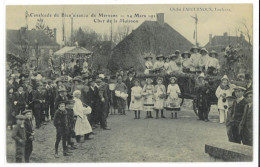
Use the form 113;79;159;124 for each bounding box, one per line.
65;100;77;149
53;101;71;157
12;115;26;162
22;110;34;162
125;71;135;111
54;87;68;110
239;90;253;146
229;85;248;144
13;86;28;117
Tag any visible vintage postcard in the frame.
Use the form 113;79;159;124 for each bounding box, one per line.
4;3;257;164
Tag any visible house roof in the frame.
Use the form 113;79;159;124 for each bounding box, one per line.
108;21;193;72
204;35;250;49
54;46;92;56
6;29;59;47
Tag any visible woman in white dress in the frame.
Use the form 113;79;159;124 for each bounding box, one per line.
129;79;143;119
73;90;93;142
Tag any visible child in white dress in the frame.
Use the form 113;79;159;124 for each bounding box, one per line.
144;53;153;75
142;77;155;118
163;55;171;74
215;75;235;123
154;77;166;119
164;76;181;119
129;79;143;119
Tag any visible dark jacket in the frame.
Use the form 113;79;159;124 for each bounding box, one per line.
12;124;26;160
66;108;75;130
231;98;248;125
239;104;253;146
195;82;211;109
13;91;27;108
125;77;135;95
32;90;44;110
81;85;89;105
53;109;69;133
86;86;100;107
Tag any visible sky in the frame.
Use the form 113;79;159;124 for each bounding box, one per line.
6;4;253;46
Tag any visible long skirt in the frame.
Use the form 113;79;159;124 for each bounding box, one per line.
74;116;92;136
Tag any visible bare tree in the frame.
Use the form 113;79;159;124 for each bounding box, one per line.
113;24;132;44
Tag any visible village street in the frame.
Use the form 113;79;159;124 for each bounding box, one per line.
6;102;228;163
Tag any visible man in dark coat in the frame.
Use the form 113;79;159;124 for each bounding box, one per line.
22;110;34;163
53;101;72;157
239;90;253;146
32;84;44;128
13;86;28;116
96;78;111;130
86;78;100;128
229;86;248;144
12;115;26;163
125;71;135;110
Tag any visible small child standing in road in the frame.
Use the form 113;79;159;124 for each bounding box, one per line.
154;77;166;119
12;115;26;163
129;79;143;119
142;77;155;118
164;76;181;119
53;101;72;158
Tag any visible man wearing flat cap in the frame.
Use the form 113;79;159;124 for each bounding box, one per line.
239;90;253;146
229;85;248;144
22;110;34;162
96;77;111;130
12;115;26;162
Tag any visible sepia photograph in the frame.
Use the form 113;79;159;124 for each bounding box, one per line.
3;2;258;165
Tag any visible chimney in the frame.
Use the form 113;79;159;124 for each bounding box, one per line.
156;13;164;26
209;34;212;45
223;32;228;37
53;28;57;42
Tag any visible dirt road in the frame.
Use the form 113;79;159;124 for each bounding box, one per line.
6;103;228;162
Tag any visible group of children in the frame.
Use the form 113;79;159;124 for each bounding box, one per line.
128;76;181;119
144;47;220;75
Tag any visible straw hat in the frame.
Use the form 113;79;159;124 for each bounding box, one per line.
190;46;200;53
181;51;191;58
156;54;165;60
200;48;208;54
144;53;153;60
209;50;218;57
221;75;229;81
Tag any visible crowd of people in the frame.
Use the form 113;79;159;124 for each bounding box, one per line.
7;45;253;163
